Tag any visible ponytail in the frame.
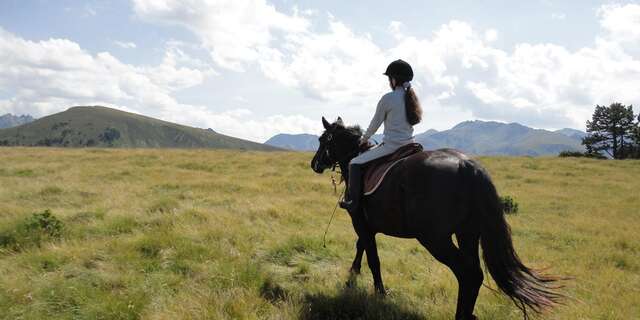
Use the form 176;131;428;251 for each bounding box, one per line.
404;86;422;125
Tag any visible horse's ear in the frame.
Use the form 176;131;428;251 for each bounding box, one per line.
322;116;331;129
336;117;344;127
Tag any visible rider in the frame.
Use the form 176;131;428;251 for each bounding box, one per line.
339;59;423;213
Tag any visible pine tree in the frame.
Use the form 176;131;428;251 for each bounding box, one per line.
631;113;640;158
582;103;635;159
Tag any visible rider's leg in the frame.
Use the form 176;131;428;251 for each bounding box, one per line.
340;143;398;213
340;163;363;212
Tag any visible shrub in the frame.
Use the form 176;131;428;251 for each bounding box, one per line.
99;127;121;145
500;196;519;215
559;150;586;157
558;150;607;159
0;209;64;251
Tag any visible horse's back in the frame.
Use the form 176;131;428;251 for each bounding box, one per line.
365;148;477;237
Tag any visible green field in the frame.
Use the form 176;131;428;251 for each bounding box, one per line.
0;148;638;319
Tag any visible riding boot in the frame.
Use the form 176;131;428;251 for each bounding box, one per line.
339;164;363;213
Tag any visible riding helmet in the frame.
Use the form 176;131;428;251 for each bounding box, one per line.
383;59;413;81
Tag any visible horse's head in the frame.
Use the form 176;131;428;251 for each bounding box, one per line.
311;116;364;174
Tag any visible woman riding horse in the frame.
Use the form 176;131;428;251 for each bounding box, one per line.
310;60;563;319
340;59;422;214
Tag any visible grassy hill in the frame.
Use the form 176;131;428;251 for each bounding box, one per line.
0;106;279;150
0;148;638;319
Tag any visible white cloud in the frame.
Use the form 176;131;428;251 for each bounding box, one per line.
114;41;137;49
0;27;316;142
484;29;498;42
83;4;97;17
172;108;320;142
129;1;640;130
132;0;309;71
259;18;388;103
6;1;640;142
551;13;566;20
597;3;640;56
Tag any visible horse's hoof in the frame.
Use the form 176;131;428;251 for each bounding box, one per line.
349;267;361;275
374;286;387;297
345;277;356;288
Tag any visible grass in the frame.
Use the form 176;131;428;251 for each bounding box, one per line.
0;147;639;319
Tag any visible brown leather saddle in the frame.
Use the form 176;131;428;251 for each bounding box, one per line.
362;143;423;195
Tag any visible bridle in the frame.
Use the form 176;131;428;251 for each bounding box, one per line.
317;132;361;171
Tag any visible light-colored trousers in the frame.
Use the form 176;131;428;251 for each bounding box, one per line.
350;141;407;165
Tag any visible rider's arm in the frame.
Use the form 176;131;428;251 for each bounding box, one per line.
363;96;387;141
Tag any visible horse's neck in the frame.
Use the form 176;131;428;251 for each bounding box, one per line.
338;145;365;182
338;161;350;182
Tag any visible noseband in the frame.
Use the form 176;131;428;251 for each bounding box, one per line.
318;133;362;170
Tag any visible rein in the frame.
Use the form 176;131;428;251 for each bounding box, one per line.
319;135;374;247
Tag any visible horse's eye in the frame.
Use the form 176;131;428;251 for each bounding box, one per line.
327;134;333;141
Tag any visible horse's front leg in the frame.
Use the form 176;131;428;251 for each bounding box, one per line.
348;210;385;295
350;238;364;274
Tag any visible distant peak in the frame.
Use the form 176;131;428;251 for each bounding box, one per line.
67;105;107;110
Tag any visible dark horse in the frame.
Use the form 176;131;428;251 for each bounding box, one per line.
310;117;562;320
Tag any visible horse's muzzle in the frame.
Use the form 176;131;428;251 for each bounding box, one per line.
311;158;325;174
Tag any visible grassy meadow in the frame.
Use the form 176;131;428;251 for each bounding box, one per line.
0;147;639;319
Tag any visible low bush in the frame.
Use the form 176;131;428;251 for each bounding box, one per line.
0;209;64;251
558;150;607;159
500;196;519;215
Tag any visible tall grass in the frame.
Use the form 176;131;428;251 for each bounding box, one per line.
0;147;638;319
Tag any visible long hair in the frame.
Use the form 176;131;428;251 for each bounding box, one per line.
391;76;422;125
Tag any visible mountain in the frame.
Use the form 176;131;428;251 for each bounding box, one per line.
415;121;584;156
265;133;319;151
0;113;35;129
0;106;280;150
415;129;439;140
267;120;584;156
554;128;587;139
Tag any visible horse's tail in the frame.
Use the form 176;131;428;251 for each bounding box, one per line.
467;160;564;316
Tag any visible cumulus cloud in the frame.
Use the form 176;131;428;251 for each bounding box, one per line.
114;41;137;49
0;27;316;142
132;0;309;71
131;1;640;130
5;1;640;142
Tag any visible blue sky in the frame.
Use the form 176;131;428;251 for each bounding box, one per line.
1;0;639;142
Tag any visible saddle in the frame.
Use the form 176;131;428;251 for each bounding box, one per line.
362;143;423;195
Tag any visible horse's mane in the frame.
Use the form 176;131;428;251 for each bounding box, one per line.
338;124;374;152
342;125;363;138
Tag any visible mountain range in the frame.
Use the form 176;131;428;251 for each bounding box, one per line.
0;113;35;129
265;121;586;156
0;106;279;150
1;106;587;155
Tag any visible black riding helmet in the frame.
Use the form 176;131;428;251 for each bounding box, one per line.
383;59;413;81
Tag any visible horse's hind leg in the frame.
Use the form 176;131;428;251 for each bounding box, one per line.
455;231;483;319
364;233;385;295
418;235;481;320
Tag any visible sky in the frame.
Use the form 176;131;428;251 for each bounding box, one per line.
1;0;640;142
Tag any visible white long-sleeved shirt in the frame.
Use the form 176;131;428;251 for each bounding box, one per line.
363;87;415;145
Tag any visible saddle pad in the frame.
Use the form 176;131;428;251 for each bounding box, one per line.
363;143;423;195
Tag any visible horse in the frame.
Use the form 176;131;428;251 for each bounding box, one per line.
310;117;563;320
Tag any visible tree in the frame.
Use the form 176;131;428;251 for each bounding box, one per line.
634;113;640;145
582;103;635;159
629;113;640;158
